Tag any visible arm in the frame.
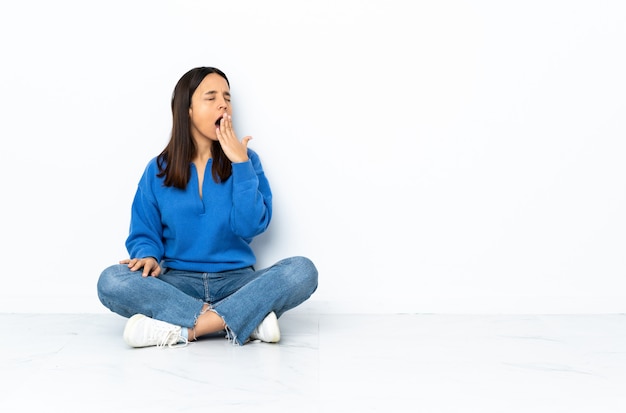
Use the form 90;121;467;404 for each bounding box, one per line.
125;165;165;273
230;150;273;239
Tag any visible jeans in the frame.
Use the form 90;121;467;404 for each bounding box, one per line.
97;256;318;345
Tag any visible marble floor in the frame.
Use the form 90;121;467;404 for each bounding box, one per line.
2;312;626;412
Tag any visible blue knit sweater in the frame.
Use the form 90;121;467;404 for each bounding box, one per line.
125;149;272;272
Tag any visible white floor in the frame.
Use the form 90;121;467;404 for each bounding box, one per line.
2;312;626;412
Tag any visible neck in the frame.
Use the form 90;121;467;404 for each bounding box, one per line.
193;139;213;164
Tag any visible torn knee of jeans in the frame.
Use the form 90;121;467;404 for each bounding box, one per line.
191;303;212;327
209;308;241;346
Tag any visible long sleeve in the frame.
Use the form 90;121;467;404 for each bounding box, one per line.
230;153;272;240
125;163;165;261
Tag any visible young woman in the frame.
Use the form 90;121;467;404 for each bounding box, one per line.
97;67;318;348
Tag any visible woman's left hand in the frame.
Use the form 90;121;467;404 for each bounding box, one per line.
216;113;252;163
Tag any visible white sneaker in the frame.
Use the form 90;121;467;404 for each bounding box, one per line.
123;314;188;348
249;311;280;343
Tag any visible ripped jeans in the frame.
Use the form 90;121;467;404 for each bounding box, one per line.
97;256;318;345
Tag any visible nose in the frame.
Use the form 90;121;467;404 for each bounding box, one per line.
217;96;228;109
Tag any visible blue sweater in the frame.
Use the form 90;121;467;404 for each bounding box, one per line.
125;149;272;272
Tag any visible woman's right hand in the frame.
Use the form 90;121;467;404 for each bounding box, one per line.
119;257;161;278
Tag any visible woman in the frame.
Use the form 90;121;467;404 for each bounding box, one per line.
97;67;318;348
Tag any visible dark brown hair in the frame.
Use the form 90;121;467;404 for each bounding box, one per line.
157;67;232;188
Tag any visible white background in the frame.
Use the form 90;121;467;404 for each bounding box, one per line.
1;0;624;314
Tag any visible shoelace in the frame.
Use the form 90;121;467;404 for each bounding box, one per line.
153;327;189;349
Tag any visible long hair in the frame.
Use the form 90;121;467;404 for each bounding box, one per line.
157;67;232;188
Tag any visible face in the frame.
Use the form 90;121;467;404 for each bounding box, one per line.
189;73;231;141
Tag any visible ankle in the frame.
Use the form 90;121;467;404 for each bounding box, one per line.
188;327;198;342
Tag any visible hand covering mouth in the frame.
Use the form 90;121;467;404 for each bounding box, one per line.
215;113;227;127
